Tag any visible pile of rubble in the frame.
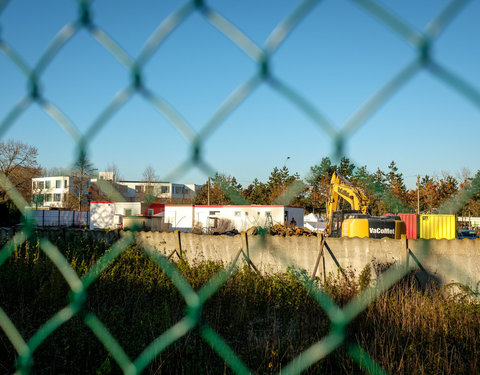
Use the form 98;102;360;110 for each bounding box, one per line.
246;224;319;237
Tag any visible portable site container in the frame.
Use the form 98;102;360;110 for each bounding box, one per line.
142;203;165;217
114;202;142;217
90;201;115;229
419;214;456;239
164;205;304;233
398;213;418;239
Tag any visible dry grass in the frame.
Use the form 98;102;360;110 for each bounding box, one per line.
0;235;478;374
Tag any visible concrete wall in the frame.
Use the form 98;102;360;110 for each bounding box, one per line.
407;239;480;289
1;226;478;290
136;232;407;275
136;232;480;289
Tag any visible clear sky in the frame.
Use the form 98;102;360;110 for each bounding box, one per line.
1;0;479;189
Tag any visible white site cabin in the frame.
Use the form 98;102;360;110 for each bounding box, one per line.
90;202;304;232
164;205;304;233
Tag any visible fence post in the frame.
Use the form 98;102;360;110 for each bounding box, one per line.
58;210;60;226
242;232;249;258
241;232;259;274
405;238;409;271
322;248;326;284
175;230;182;256
311;234;325;280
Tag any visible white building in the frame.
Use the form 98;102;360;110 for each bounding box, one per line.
32;171;202;208
114;181;202;201
96;172;202;202
88;202;304;233
164;205;304;233
32;176;74;208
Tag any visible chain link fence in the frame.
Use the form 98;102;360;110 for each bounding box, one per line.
1;0;480;373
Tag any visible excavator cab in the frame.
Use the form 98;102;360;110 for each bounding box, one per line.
330;210;361;238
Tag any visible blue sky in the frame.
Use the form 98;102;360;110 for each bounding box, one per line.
0;0;479;189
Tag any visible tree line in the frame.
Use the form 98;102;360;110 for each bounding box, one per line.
194;157;480;217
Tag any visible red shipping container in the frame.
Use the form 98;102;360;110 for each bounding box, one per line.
398;213;418;239
142;203;165;216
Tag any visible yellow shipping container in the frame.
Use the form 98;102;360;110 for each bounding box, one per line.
419;214;456;239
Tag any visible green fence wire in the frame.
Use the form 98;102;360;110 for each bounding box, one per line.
0;0;479;374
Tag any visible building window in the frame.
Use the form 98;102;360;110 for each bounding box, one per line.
209;211;220;216
54;194;61;202
45;194;52;202
45;181;51;189
39;181;44;189
125;209;132;216
234;211;241;217
64;180;68;188
32;181;37;189
135;185;143;193
148;208;154;216
174;186;183;194
56;180;61;188
161;186;169;194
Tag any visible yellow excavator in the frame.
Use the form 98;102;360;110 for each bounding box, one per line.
326;172;406;239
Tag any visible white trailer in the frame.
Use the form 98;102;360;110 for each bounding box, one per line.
114;202;142;217
164;205;304;233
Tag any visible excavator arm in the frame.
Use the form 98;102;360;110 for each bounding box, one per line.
326;172;370;221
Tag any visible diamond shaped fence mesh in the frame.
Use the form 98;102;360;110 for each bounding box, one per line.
0;0;480;374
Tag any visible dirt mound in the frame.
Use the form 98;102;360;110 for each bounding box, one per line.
246;224;318;237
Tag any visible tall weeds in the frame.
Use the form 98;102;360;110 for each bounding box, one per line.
0;235;478;374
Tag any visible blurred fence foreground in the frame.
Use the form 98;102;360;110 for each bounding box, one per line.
1;0;480;374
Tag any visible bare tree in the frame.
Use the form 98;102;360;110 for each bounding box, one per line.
105;163;123;183
45;166;70;177
0;139;41;201
96;163;127;201
66;151;97;210
142;165;158;203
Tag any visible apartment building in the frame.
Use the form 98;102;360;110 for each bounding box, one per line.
32;176;74;208
32;171;202;208
113;181;202;202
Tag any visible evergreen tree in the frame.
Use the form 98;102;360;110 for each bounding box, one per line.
386;161;407;205
337;157;356;178
194;174;244;205
267;166;300;205
306;157;335;214
243;178;270;205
